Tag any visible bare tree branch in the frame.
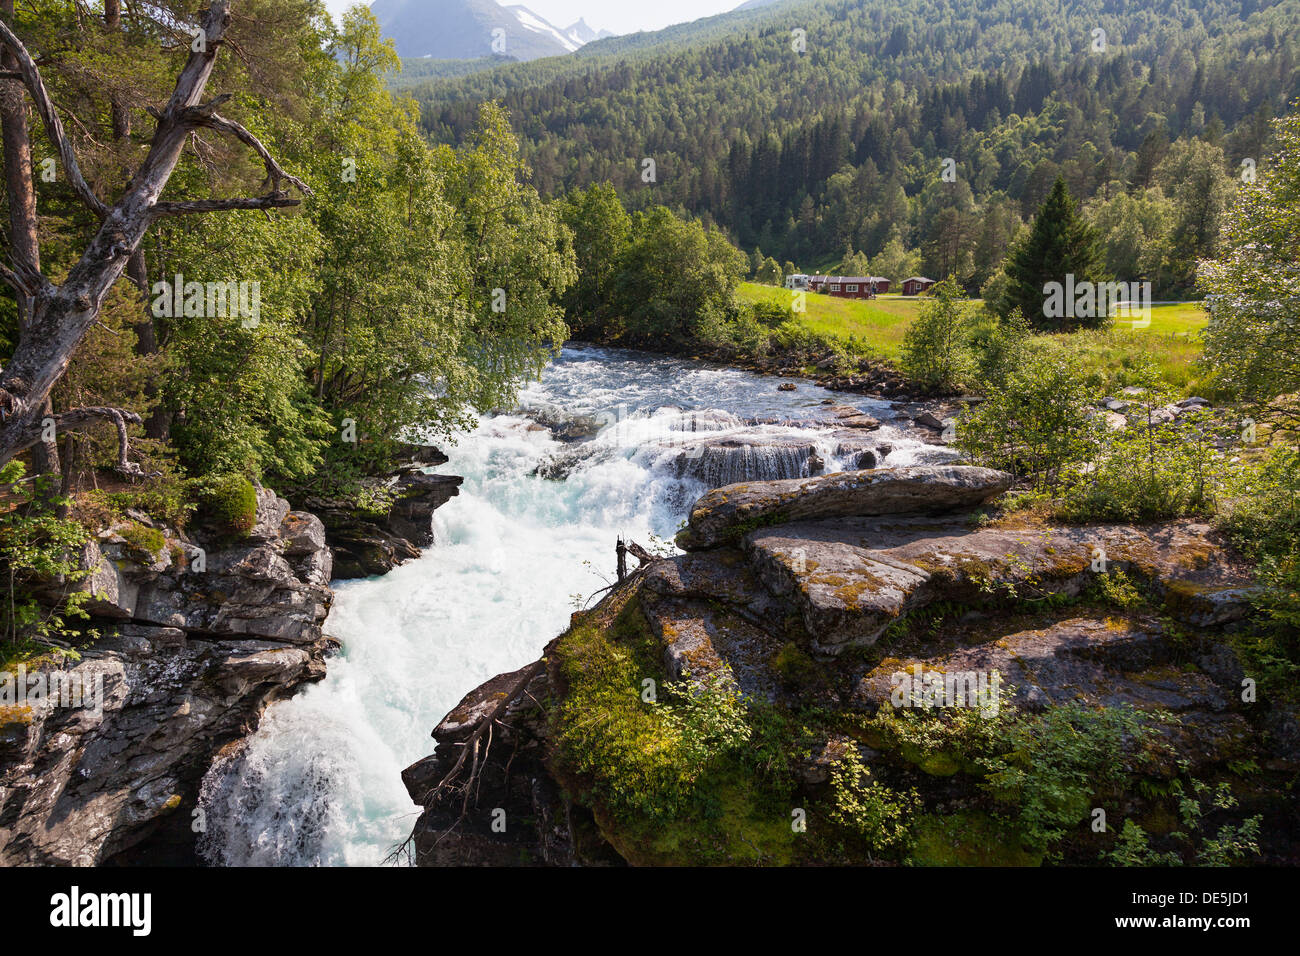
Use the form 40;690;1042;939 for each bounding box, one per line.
151;195;301;218
0;16;108;218
193;112;314;198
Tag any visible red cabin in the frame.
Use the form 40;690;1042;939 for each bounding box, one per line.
808;275;890;298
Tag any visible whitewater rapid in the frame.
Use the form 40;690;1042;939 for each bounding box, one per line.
197;345;948;866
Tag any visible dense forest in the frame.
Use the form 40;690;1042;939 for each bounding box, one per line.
411;0;1300;293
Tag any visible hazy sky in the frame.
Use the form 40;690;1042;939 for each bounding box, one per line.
322;1;743;36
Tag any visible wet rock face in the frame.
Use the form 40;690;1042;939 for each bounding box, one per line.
302;471;463;579
679;465;1012;549
1;489;341;865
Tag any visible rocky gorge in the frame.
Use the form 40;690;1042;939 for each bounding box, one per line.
0;462;461;865
5;345;1293;867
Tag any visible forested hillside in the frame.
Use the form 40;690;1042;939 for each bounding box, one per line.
410;0;1300;292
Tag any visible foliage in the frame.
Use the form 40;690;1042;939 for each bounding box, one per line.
899;277;977;393
1092;570;1146;610
826;750;920;856
1200;106;1300;426
1104;780;1262;866
192;475;259;541
0;462;91;648
1059;384;1226;522
1217;447;1300;679
979;703;1167;855
957;339;1102;488
551;608;750;820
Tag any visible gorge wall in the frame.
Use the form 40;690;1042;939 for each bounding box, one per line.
0;470;460;866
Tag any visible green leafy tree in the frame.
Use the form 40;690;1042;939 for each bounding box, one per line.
899;277;975;393
1200;106;1300;423
559;182;632;334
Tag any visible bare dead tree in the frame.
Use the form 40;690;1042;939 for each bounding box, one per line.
0;0;311;474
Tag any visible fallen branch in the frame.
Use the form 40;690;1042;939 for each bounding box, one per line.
386;657;546;865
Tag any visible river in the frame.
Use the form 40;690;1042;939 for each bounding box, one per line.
196;344;950;865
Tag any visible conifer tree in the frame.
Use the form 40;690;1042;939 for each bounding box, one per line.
1000;177;1106;330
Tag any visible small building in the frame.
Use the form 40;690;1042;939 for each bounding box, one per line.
901;276;936;296
808;275;890;298
784;273;811;290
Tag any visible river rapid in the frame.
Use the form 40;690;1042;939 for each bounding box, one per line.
196;344;951;866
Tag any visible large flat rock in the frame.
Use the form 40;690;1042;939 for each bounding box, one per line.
679;465;1012;550
745;517;1252;651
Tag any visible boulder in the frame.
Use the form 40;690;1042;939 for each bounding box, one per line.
679;465;1012;550
826;404;881;430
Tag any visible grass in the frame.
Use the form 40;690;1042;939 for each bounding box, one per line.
739;282;1212;393
739;282;916;359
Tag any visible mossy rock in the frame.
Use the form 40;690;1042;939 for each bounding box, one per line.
194;474;258;539
119;521;166;560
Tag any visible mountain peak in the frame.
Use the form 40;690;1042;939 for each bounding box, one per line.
373;0;611;61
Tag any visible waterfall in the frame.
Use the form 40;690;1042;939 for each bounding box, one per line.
196;344;952;866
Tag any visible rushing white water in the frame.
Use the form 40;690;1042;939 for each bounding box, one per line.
197;345;951;866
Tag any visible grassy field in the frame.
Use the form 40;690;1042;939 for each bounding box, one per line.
737;282;1212;393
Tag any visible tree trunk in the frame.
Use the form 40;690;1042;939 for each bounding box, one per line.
0;1;308;469
1;0;58;480
104;0;168;442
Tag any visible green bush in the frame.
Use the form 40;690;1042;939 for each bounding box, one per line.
899;277;977;393
979;703;1168;855
957;340;1102;489
1104;780;1261;866
193;474;259;539
1058;405;1226;522
0;461;91;651
826;750;920;856
1217;447;1300;682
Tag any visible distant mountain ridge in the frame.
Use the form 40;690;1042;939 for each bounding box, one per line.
371;0;612;61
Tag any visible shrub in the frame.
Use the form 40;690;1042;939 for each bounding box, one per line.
969;309;1031;391
979;703;1168;855
1058;405;1226;522
0;462;91;651
899;277;976;393
957;340;1102;488
1104;780;1262;866
1217;447;1300;682
826;750;919;855
193;474;258;539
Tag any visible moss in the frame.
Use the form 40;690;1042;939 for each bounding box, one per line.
909;812;1043;866
195;474;258;540
0;704;34;727
772;641;819;688
118;521;166;559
